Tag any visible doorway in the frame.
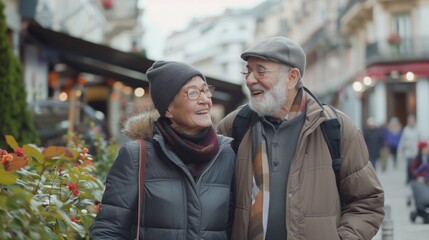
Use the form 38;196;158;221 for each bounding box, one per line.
386;82;416;126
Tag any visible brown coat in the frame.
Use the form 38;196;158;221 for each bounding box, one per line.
217;90;384;240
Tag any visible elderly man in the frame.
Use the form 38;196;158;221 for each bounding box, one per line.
217;36;384;240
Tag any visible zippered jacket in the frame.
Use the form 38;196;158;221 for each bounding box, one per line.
91;111;235;240
217;89;384;240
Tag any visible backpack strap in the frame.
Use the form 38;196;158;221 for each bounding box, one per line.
231;104;255;154
320;104;342;198
136;139;146;240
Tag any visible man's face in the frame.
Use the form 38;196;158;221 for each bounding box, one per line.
244;57;289;116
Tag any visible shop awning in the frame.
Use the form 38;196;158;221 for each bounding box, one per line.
24;20;152;88
23;21;245;113
362;61;429;80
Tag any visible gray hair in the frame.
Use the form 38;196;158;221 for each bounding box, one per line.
279;65;303;89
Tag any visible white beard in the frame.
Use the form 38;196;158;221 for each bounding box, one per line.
248;76;287;117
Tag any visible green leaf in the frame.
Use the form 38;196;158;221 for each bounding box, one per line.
0;168;17;185
82;214;94;231
58;210;85;237
29;232;41;240
79;174;95;182
69;167;82;182
16;168;40;178
55;218;67;236
0;195;7;209
23;144;44;164
63;148;78;161
43;146;67;160
5;135;19;149
6;188;29;210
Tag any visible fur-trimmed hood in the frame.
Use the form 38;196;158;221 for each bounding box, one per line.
121;109;160;140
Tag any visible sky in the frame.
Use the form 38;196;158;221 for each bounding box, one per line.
139;0;264;59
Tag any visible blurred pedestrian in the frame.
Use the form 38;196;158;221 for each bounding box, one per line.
409;140;429;224
383;116;402;169
363;117;384;170
410;140;429;182
398;114;420;181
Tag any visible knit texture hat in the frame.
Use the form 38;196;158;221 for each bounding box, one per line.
419;140;428;150
241;36;307;78
146;61;205;116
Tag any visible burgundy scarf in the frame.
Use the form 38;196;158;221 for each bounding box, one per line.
155;117;219;176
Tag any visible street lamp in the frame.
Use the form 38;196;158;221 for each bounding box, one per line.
363;76;373;86
352;81;363;92
134;87;145;97
405;71;415;81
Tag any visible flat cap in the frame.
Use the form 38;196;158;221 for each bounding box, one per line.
241;36;306;77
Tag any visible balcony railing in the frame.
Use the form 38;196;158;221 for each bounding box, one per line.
302;26;327;52
365;37;429;64
338;0;367;24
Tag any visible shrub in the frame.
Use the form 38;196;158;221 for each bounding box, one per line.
0;0;40;149
0;134;116;239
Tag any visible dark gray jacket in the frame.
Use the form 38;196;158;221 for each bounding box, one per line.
90;110;235;240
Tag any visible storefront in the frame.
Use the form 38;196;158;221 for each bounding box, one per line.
356;61;429;139
22;21;245;140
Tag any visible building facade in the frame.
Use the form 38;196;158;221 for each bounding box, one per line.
162;0;284;115
162;0;429;138
163;9;257;85
337;0;429;137
5;0;245;143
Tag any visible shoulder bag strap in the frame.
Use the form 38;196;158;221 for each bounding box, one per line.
136;139;146;240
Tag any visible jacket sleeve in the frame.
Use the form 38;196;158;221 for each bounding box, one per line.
90;141;140;240
414;163;428;176
337;115;385;240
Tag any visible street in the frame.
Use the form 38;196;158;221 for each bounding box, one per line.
373;158;429;240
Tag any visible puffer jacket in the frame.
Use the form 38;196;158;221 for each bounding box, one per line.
217;88;384;240
90;110;236;240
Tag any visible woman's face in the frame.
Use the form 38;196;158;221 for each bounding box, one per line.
165;76;213;135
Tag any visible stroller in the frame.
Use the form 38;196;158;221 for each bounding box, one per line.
409;180;429;223
408;151;429;223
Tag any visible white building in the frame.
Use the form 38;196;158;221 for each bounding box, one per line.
163;0;283;85
337;0;429;138
163;10;254;85
283;0;429;136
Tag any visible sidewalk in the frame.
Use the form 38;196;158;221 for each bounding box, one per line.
373;159;429;240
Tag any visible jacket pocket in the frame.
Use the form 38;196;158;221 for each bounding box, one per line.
144;179;185;228
299;165;340;217
302;215;341;240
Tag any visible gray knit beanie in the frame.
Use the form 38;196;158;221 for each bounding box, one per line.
146;61;206;116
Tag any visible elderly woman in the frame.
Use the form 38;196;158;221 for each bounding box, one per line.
90;61;235;240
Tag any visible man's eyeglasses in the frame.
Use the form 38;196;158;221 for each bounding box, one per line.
185;85;215;100
241;68;283;80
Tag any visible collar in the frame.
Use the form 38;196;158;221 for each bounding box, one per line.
285;88;306;121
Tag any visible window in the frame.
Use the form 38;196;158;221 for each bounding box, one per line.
391;12;411;52
392;12;410;37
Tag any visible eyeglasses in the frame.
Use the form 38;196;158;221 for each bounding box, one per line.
185;85;215;100
241;68;283;80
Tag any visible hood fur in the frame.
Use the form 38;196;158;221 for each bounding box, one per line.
121;109;160;140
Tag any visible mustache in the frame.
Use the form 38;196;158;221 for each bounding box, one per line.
248;84;267;92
